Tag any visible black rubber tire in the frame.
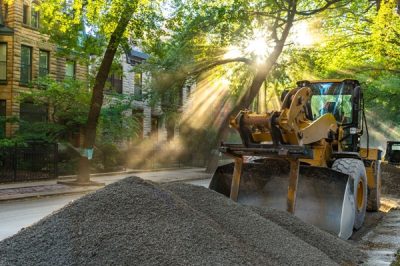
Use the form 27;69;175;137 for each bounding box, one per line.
367;160;381;212
332;158;367;230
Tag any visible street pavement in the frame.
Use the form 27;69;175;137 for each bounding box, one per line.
0;168;211;201
0;194;82;241
0;168;211;241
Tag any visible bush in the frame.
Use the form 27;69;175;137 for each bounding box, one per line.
57;143;80;175
94;143;124;172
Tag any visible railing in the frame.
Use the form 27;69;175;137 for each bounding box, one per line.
0;142;58;182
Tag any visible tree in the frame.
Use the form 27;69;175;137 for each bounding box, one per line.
39;0;164;184
77;4;137;184
144;0;351;171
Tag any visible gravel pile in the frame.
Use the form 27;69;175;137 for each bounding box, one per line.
382;163;400;196
249;206;365;263
163;183;364;265
0;177;364;266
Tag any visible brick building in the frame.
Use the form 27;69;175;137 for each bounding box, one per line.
0;0;87;137
0;0;190;145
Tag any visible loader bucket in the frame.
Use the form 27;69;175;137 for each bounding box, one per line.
209;159;355;239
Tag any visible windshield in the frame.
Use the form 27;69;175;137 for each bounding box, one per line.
309;82;353;124
392;144;400;151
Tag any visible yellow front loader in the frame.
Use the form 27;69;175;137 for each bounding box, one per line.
209;79;382;239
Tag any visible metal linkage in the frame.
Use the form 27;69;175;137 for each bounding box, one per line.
220;143;313;159
287;160;300;213
222;142;305;214
230;157;243;202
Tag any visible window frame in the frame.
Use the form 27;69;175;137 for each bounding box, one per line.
20;101;48;123
4;4;8;22
106;64;123;94
30;4;40;28
134;72;142;87
65;60;76;79
20;45;32;85
0;43;7;82
23;5;29;25
39;50;50;78
22;4;40;28
134;72;143;99
0;100;6;138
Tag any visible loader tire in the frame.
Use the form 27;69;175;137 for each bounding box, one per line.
367;160;381;212
332;158;367;230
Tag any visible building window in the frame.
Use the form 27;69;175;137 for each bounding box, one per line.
132;110;143;140
20;45;32;84
0;43;6;82
134;72;142;99
39;50;49;78
65;60;75;79
23;5;29;25
151;116;159;140
23;4;39;28
0;100;5;138
106;65;123;94
20;102;47;123
4;4;8;22
31;4;39;28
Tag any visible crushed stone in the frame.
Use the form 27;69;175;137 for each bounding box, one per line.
163;183;342;265
382;163;400;196
249;205;365;264
0;176;364;265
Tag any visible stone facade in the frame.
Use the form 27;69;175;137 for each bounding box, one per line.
0;0;88;137
120;51;166;142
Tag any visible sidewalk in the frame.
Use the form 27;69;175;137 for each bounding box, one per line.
0;168;211;201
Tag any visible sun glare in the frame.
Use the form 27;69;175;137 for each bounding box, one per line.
244;30;274;64
223;30;274;65
245;30;274;64
223;46;242;59
291;21;317;47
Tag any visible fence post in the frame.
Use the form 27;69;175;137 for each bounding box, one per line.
54;143;58;178
13;143;17;181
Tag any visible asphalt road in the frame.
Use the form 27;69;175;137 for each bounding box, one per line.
0;194;82;241
93;168;211;185
0;170;211;241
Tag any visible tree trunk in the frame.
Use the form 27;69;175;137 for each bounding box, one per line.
205;5;296;173
76;5;136;183
397;0;400;14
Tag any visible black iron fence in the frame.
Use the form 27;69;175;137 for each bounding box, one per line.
0;142;58;182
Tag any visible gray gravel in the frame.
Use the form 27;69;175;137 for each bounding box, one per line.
249;206;365;264
382;163;400;196
163;183;338;266
0;176;363;265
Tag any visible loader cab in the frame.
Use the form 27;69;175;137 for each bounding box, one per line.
385;141;400;164
297;79;365;152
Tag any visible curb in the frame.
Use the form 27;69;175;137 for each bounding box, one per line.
57;167;195;180
0;187;100;202
0;174;210;202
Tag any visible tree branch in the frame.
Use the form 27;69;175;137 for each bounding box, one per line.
349;67;400;74
318;40;371;53
189;57;253;75
249;11;287;23
295;0;345;16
